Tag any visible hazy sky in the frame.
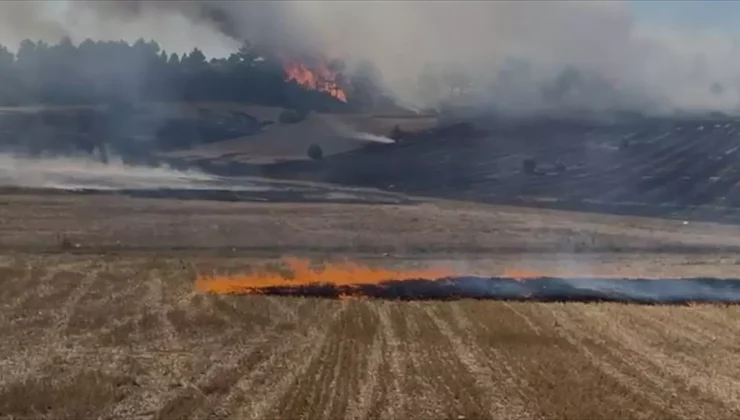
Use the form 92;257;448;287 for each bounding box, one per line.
20;1;740;53
631;1;740;30
3;1;740;113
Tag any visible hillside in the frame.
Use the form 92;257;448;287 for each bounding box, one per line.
0;103;436;166
164;107;436;164
261;114;740;223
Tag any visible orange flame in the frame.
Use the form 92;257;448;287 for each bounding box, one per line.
195;257;452;295
282;56;348;102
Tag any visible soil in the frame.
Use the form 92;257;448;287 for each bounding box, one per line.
0;191;739;419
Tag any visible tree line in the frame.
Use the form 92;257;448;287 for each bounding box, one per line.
0;37;385;112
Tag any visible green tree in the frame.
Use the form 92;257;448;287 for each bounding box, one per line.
183;48;207;69
0;45;14;69
168;52;181;66
15;39;37;70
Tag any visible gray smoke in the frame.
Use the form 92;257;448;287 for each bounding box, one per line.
2;1;740;114
0;153;222;190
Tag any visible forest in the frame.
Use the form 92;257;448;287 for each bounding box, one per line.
0;37;387;112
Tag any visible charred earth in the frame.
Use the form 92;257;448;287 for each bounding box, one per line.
259;113;740;223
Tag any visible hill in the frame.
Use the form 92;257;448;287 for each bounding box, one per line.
0;103;437;166
260;114;740;223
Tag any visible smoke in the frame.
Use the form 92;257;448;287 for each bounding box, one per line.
196;257;740;304
0;0;240;58
350;131;396;144
3;1;740;114
0;153;223;190
198;274;740;305
322;116;396;144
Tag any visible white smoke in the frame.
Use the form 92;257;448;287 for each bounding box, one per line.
2;1;740;113
0;153;221;190
322;116;396;144
351;132;396;144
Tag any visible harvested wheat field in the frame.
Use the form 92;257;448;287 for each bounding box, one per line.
1;192;740;419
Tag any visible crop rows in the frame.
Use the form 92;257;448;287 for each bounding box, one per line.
268;117;740;219
1;255;739;419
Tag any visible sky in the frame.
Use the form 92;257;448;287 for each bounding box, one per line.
631;0;740;30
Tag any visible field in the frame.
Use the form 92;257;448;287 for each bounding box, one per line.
2;106;740;418
0;102;438;166
265;115;740;224
1;192;740;419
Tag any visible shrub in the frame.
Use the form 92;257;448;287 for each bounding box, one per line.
307;143;323;161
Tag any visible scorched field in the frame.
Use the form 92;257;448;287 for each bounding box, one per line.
0;192;739;419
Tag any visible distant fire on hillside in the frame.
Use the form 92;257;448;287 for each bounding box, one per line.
280;55;348;102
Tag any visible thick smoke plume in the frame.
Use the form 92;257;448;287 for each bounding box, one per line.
2;1;740;113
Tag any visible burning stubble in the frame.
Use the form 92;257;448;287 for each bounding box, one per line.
195;257;740;304
195;257;454;295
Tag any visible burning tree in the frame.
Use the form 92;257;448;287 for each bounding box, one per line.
280;54;348;103
0;37;401;113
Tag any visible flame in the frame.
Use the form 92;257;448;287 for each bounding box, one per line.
281;56;348;102
192;259;738;304
195;257;452;295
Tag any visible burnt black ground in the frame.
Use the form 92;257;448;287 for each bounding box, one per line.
249;115;740;224
240;277;740;305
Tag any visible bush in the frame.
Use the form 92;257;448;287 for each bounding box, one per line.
307;143;323;161
279;109;308;124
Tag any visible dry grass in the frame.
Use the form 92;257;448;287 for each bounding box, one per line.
0;255;738;419
0;192;739;419
162;105;437;164
2;193;740;260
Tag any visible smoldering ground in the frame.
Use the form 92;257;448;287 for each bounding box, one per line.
202;276;740;305
195;258;740;305
4;1;740;114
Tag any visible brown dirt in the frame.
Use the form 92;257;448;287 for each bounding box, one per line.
0;192;739;419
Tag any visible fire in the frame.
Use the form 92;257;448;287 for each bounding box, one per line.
192;259;740;304
281;56;348;102
195;257;452;295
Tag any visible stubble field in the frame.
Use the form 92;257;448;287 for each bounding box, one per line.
1;192;739;419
